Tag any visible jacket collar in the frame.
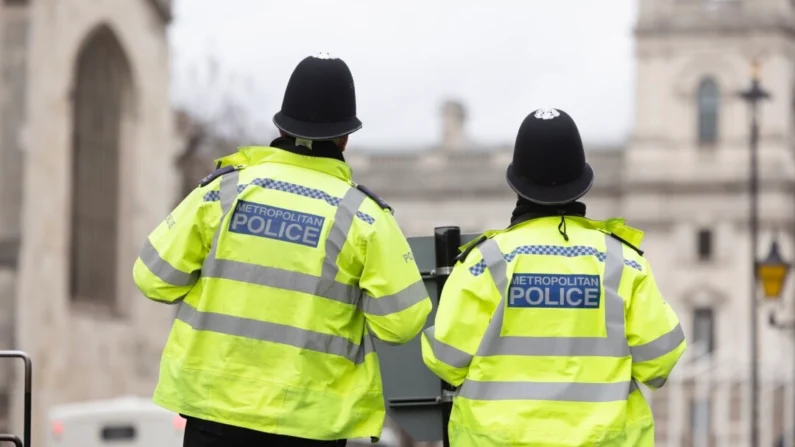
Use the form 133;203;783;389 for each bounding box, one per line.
269;136;346;162
455;213;646;263
510;201;587;228
508;213;646;249
213;139;353;183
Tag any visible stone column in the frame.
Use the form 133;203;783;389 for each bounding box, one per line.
0;0;29;437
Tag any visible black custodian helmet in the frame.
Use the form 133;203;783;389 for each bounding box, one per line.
273;53;362;140
506;108;594;205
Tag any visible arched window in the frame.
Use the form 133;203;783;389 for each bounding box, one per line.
69;26;132;308
691;307;715;358
696;228;713;261
697;77;720;144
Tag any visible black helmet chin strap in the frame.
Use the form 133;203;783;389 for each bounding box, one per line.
269;136;346;162
558;214;569;242
510;196;585;242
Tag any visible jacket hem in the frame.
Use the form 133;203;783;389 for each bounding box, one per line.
154;396;384;442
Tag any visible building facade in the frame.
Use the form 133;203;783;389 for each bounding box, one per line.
0;0;176;444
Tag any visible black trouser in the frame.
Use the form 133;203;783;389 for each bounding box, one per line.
183;416;348;447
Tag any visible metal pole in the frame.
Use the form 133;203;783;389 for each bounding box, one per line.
740;61;769;447
749;92;760;447
769;310;795;445
0;351;32;447
433;226;461;447
0;435;22;447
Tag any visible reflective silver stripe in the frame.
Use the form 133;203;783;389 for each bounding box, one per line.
139;239;199;287
321;187;366;283
644;377;667;388
457;379;632;402
473;238;509;356
476;233;629;358
202;258;359;305
630;379;640;393
602;234;629;355
423;326;473;369
362;280;429;316
207;170;241;260
480;238;509;298
484;336;626;357
176;300;374;364
630;323;685;363
219;170;240;215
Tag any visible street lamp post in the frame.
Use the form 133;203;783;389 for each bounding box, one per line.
739;60;770;447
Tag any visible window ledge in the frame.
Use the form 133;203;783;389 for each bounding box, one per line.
69;299;127;321
686;258;730;269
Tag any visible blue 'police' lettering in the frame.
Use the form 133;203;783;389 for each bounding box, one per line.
508;274;601;309
228;200;325;248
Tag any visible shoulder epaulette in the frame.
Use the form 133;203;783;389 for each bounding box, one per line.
454;234;488;264
356;184;393;213
199;165;238;187
610;233;644;257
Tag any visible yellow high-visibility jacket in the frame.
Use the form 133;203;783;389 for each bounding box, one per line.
421;215;686;447
133;144;432;441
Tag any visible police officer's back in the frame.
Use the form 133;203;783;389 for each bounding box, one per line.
133;54;432;447
420;109;686;446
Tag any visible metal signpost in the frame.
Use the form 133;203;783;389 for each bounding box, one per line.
0;435;22;447
373;227;480;446
0;351;32;447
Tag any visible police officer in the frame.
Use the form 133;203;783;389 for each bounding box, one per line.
420;108;686;446
133;53;432;447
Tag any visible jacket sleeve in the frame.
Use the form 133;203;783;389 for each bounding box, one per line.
626;257;687;389
421;246;500;387
359;212;432;344
132;186;213;304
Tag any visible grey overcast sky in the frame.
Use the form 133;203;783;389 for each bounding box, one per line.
168;0;637;151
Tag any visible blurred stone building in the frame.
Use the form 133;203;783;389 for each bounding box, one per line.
0;0;176;444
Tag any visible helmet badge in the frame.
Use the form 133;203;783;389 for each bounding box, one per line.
534;108;561;120
314;52;336;60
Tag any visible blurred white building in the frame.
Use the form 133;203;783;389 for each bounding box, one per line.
0;0;176;445
347;0;795;445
